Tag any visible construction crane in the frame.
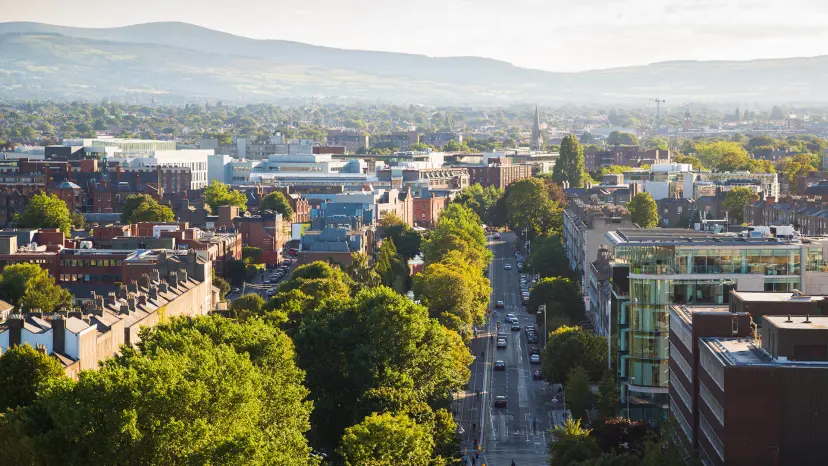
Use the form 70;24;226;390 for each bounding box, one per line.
654;98;665;131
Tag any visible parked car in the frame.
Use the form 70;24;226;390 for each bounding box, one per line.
494;396;507;408
529;347;540;356
527;334;539;344
495;300;505;308
494;360;506;371
530;354;541;364
532;369;544;380
497;338;507;348
511;323;521;331
494;232;502;240
231;287;240;294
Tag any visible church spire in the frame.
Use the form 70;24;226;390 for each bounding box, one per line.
530;104;542;151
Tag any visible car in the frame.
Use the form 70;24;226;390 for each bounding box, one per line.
508;316;519;324
495;300;505;308
530;354;541;364
231;287;240;294
497;331;508;340
511;323;521;331
497;338;507;348
504;263;512;270
494;396;507;408
527;334;539;344
265;288;277;297
532;369;544;380
494;360;506;371
270;277;280;284
494;232;502;240
506;313;516;319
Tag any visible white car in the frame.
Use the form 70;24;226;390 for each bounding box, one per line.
530;354;541;364
497;338;507;348
506;313;516;320
504;263;512;270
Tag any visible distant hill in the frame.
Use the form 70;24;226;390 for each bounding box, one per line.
1;21;828;104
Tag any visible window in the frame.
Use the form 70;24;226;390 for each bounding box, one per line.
700;383;724;426
699;344;725;391
670;342;692;377
700;414;724;460
670;368;692;409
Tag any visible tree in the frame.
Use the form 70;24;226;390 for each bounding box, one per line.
693;141;750;172
347;252;381;288
421;204;490;269
373;238;408;293
213;274;231;299
16;193;72;234
231;293;265;319
120;194;175;223
642;136;669;151
580;132;595;143
379;213;421;260
527;277;583;323
673;155;706;171
242;246;263;264
441;139;469;152
566;366;593;421
0;344;66;411
723;187;756;224
453;183;504;225
542;325;607;384
627;192;658;228
0;263;71;311
339;412;433;466
409;142;431;151
776;153;818;193
526;235;572;279
259;191;294;221
591;417;654;458
504;177;562;238
553;133;586;188
223;259;247;286
607;131;639;146
413;250;491;338
204;180;247;212
549;417;599;466
71;212;86;230
596;370;619;420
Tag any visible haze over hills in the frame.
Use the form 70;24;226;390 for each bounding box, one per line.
1;21;828;104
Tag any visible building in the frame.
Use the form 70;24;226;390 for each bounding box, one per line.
690;316;828;466
583;146;672;171
465;161;533;189
604;228;828;422
744;196;828;236
530;105;543;151
326;130;369;153
375;131;420;151
0;259;213;379
376;166;469;196
412;195;450;228
113;150;211;190
657;197;696;228
63;137;177;155
423;132;462;149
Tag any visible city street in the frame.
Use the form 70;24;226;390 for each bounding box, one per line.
456;232;560;466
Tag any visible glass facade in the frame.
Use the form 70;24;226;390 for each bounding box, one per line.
805;247;828;272
676;248;799;275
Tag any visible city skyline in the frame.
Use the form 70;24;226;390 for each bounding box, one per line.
5;0;828;72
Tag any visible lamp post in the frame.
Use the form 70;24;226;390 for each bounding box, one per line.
626;377;636;420
539;304;547;347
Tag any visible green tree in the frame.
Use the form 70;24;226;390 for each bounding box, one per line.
379;213;421;260
626;192;659;228
642;136;669;151
527;276;583;324
441;139;469;152
413;250;491;338
673;155;706;171
421;203;490;269
409;142;431;151
526;235;572;279
259;191;294;221
120;194;175;223
776;154;818;193
0;344;66;411
231;293;265;319
542;325;607;384
505;178;562;238
553;133;586;188
242;246;263;264
549;417;600;466
565;365;593;421
723;187;756;224
693;141;750;171
204;180;247;212
373;238;408;292
596;370;619;420
453;183;504;225
0;263;71;311
347;252;381;288
223;259;247;286
213;274;231;299
340;412;433;466
16;193;72;234
607;131;640;146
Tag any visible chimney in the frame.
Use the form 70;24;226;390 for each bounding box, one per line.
117;283;128;299
167;271;178;289
115;165;122;182
127;281;139;294
140;273;151;289
136;294;147;306
148;284;159;301
68;311;82;319
179;269;188;285
151;269;161;284
7;314;23;346
35;344;47;355
119;301;130;315
135;171;140;190
105;292;117;308
127;296;136;313
157;164;163;197
52;315;66;354
159;282;169;294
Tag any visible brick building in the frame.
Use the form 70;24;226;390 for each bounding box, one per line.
326;130;369;153
412;196;450;227
466;163;533;189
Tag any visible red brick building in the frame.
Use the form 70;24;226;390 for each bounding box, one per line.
466;164;533;189
412;196;449;227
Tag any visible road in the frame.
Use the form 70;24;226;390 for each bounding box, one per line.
226;260;295;302
456;232;559;466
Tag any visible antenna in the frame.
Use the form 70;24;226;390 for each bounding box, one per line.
654;98;666;131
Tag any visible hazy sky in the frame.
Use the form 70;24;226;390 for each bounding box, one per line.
6;0;828;72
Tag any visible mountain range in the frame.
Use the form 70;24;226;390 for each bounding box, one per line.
1;21;827;104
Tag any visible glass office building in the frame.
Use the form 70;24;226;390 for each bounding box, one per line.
605;229;807;422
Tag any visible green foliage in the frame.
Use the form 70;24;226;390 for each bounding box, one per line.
421;203;491;269
505;177;563;238
596;370;620;420
339;412;434;466
379;213;421;260
242;246;263;264
223;259;247;286
527;276;583;323
293;286;471;451
204;180;247;212
373;238;408;293
549;417;600;466
591;417;654;458
1;317;314;465
553;133;586;188
16;193;72;234
0;263;72;311
413;250;492;338
673;155;706;171
259;191;294;221
565;366;593;421
0;344;66;411
231;293;265;319
347;252;381;288
441;139;470;152
776;153;819;193
527;235;573;279
542;325;607;384
213;274;231;299
120;194;175;223
626;192;659;228
691;140;769;172
723;187;757;224
277;261;355;308
453;183;504;225
641;136;669;151
607;131;640;146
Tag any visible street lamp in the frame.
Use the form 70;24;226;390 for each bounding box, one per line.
626;377;636;420
539;304;547;347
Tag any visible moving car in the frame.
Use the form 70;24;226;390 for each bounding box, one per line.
495;300;505;309
529;347;540;356
532;369;544;380
265;288;277;297
527;334;539;344
497;330;508;339
504;263;512;270
530;353;542;364
506;313;516;320
494;360;506;371
494;396;507;408
497;338;507;348
231;287;240;294
494;232;502;240
510;323;521;331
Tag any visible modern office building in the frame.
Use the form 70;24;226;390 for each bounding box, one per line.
63;138;177;155
604;228;828;421
114;150;212;189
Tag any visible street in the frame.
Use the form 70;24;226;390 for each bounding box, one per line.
456;231;560;466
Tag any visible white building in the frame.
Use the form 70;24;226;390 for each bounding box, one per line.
64;137;177;155
115;150;213;189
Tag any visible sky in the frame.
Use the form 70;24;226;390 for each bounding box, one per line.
6;0;828;72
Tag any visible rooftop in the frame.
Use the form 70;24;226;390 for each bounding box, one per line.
605;228;802;247
765;314;828;330
731;291;827;303
670;304;732;325
704;337;773;366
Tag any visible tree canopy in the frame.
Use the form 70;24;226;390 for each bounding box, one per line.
204;180;247;212
0;263;72;312
542;325;608;384
553;133;586;188
627;192;659;228
0;344;66;412
259;191;294;221
339;412;433;466
723;187;756;224
565;365;593;421
505;178;563;238
421;203;490;269
527;276;583;324
121;194;175;224
453;183;503;225
15;193;72;234
608;131;640;146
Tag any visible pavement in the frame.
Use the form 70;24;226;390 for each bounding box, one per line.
455;231;569;466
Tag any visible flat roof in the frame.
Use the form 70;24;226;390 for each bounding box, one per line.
703;337;774;365
765;315;828;330
731;291;827;303
605;228;802;247
671;304;732;324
